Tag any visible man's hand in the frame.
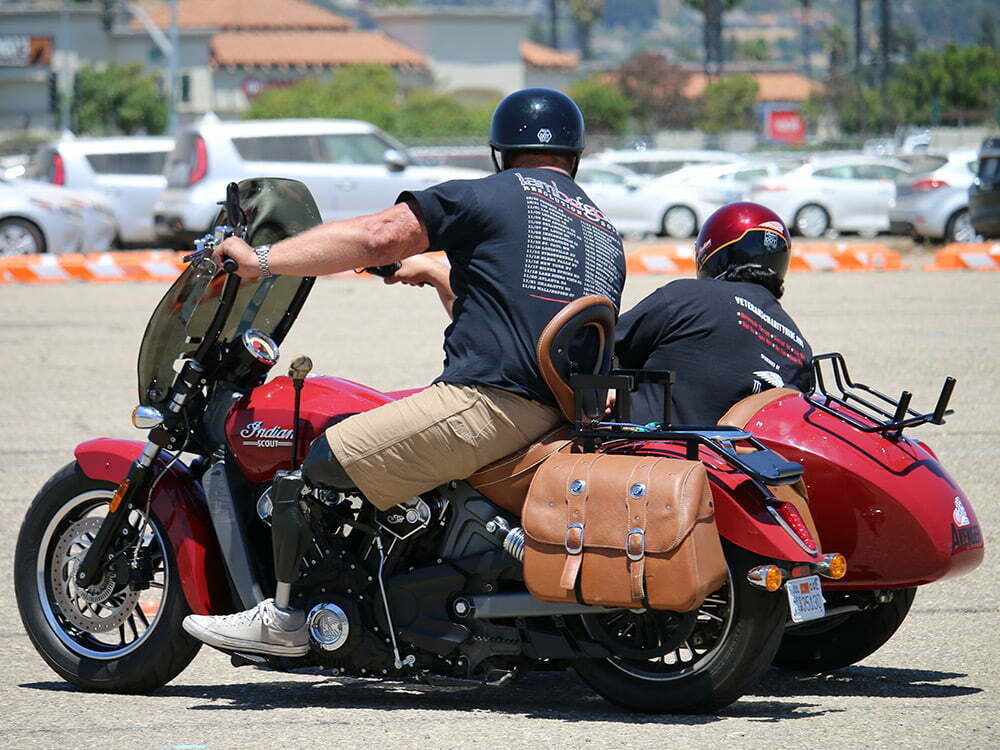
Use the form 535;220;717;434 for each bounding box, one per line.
383;255;444;287
213;236;260;279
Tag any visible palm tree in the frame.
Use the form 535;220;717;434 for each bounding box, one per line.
683;0;746;77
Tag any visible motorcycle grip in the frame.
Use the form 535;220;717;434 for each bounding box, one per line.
365;262;401;278
221;257;240;274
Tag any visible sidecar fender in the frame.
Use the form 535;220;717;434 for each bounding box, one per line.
709;477;825;564
74;438;232;615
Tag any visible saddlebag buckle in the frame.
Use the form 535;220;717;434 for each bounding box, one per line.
564;522;585;554
626;527;646;561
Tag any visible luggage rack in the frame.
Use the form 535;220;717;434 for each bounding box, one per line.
807;353;956;436
569;370;803;487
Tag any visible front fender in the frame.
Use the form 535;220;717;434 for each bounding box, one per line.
74;438;232;615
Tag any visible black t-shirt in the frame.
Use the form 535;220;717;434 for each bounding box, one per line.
400;168;626;406
615;278;812;425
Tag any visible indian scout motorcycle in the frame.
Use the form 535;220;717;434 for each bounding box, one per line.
14;179;984;714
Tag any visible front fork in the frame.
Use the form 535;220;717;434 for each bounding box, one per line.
74;441;160;588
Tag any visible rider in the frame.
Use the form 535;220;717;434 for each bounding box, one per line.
615;201;813;426
183;88;626;657
390;202;813;427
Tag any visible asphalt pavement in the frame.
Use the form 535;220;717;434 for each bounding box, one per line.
0;269;996;749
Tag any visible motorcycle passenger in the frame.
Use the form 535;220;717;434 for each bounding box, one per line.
183;88;626;657
615;202;813;426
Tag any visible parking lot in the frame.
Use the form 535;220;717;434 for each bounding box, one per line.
0;267;997;749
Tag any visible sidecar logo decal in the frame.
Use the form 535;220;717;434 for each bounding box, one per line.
953;497;970;527
951;523;983;553
240;421;294;447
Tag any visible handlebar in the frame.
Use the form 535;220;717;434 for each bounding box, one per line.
364;262;401;278
221;257;240;275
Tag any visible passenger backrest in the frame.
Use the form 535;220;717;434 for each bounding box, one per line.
536;295;617;422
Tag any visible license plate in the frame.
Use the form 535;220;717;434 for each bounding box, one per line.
786;575;825;623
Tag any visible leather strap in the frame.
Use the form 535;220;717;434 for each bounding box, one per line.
559;453;593;592
625;460;651;603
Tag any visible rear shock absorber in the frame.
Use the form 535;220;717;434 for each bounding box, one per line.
486;516;525;562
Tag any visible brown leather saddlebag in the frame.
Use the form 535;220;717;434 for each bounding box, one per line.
522;453;727;611
467;425;573;515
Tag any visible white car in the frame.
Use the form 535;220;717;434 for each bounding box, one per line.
15;179;118;253
747;155;911;237
576;159;783;238
592;148;743;178
25;136;173;245
155;116;486;249
0;178;85;256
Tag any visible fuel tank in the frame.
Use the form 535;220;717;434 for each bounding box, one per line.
226;375;396;484
741;392;984;589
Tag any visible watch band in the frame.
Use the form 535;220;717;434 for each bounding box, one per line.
254;244;272;278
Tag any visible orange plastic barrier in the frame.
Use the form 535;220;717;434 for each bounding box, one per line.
0;250;186;284
924;243;1000;271
626;242;906;276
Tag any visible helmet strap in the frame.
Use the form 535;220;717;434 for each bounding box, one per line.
491;147;504;173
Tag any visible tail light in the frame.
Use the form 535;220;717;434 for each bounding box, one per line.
769;501;819;554
816;553;847;579
51;152;65;185
754;182;786;192
188;135;208;185
911;178;949;191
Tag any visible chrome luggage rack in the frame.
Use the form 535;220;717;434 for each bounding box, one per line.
569;369;803;487
807;353;955;437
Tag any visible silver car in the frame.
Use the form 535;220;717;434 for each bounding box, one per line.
890;150;982;243
0;178;85;256
25;136;173;245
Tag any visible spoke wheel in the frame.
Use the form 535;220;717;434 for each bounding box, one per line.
572;543;787;713
15;462;201;692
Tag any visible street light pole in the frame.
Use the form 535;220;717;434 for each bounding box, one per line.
59;1;72;131
167;0;179;134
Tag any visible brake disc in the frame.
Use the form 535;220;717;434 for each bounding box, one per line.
50;516;140;633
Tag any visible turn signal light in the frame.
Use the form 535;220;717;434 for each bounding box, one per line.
108;479;131;513
747;564;784;592
816;553;848;580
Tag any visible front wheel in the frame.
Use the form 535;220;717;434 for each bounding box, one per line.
14;462;201;693
572;543;787;713
772;588;916;672
793;204;831;238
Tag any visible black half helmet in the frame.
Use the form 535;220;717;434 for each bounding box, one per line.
489;88;586;157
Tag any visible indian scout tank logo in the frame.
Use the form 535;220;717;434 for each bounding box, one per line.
953;497;970;527
240;421;294;448
950;497;982;553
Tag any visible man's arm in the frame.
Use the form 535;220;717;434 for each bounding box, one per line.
214;200;429;279
383;255;456;319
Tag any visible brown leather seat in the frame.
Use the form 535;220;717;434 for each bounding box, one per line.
467;295;616;514
717;387;800;429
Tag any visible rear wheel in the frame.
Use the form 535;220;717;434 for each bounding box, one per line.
14;462;201;693
660;206;698;238
793;204;830;238
772;588;916;672
946;209;983;244
572;543;787;713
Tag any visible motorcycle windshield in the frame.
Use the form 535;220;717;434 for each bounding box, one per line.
137;177;322;406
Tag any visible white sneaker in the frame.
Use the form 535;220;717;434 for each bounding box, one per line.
183;599;309;657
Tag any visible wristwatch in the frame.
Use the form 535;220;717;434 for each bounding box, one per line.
254;244;272;278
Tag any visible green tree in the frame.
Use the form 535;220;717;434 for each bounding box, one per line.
611;52;695;129
567;0;605;60
567;76;630;134
891;44;1000;124
822;22;850;74
698;72;758;133
734;38;771;62
71;62;166;135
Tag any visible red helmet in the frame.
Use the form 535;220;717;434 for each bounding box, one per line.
695;202;791;281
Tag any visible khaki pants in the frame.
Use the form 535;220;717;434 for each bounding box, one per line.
326;382;563;510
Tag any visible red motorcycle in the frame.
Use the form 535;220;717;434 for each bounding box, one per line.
14;179;984;713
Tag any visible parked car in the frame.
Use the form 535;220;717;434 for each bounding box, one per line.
575;159;783;238
969;137;1000;239
18;179;117;252
890;150;982;243
25;136;173;245
592;148;743;178
409;145;494;173
155;116;486;249
0;177;85;256
748;155;910;237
